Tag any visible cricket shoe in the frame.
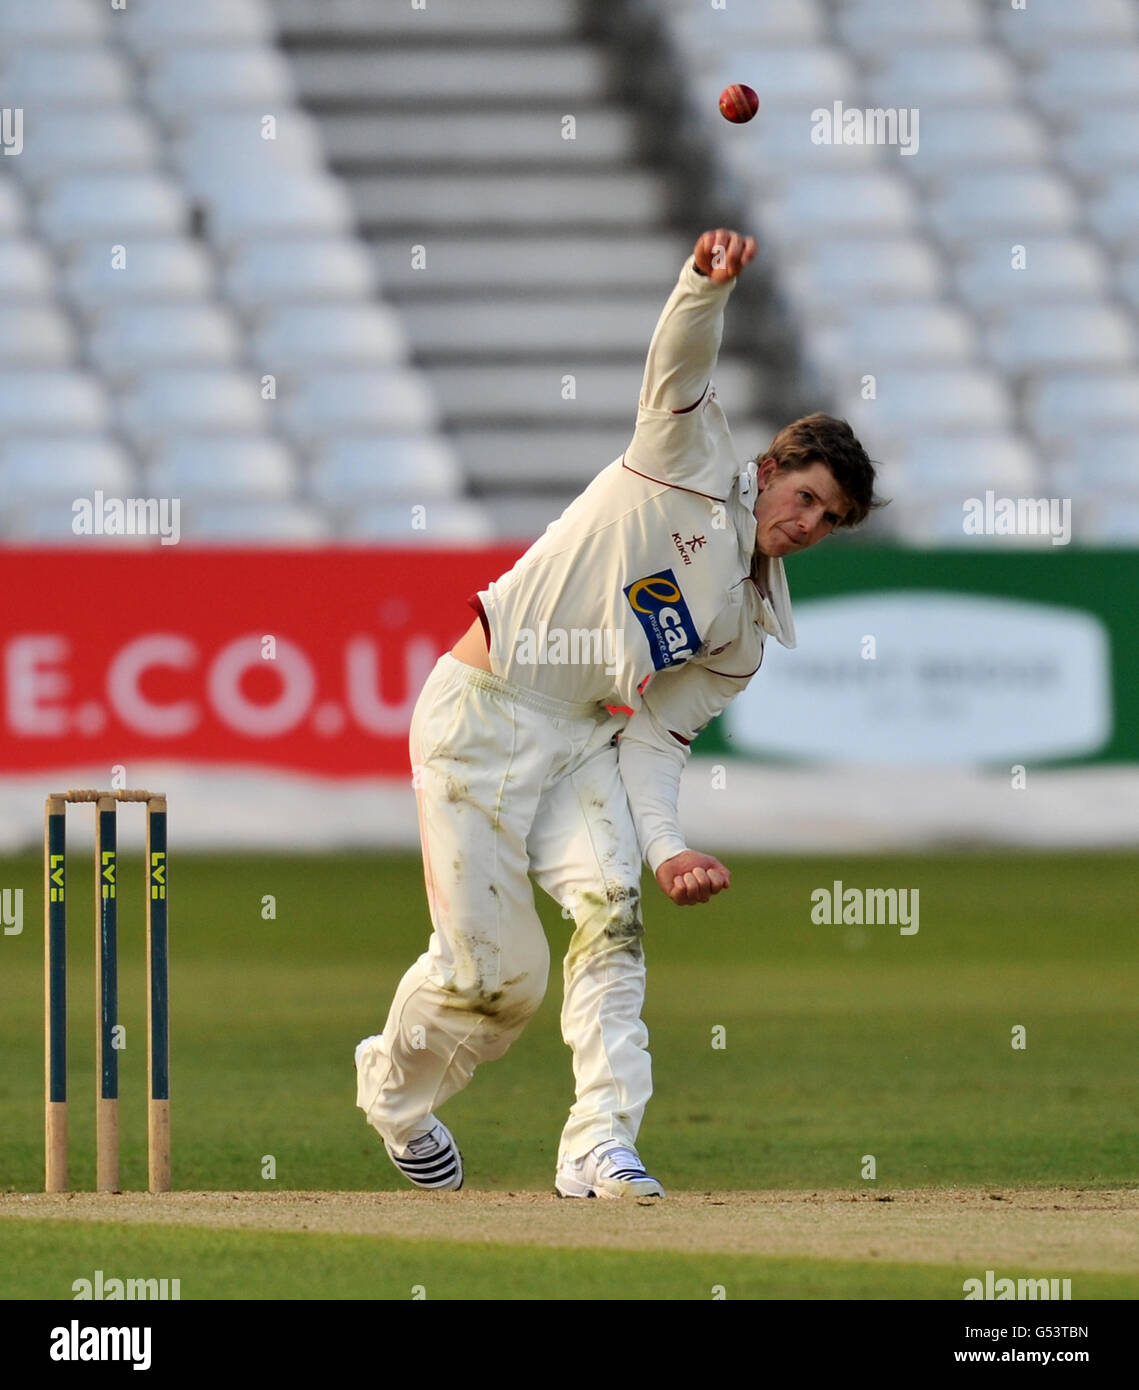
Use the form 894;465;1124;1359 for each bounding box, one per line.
555;1140;665;1200
385;1120;464;1192
354;1036;464;1191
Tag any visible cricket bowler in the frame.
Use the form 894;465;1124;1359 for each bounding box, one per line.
356;229;882;1198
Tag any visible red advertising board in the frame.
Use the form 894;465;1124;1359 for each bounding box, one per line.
0;547;524;776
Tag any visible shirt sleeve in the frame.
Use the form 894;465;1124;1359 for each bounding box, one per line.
618;659;753;872
622;255;737;499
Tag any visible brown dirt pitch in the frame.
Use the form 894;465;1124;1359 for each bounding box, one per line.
2;1187;1136;1273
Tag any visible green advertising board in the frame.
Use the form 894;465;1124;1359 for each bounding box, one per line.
700;547;1137;767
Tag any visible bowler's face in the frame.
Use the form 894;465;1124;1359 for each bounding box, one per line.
753;460;851;558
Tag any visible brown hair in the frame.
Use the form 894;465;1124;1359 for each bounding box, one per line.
759;413;885;528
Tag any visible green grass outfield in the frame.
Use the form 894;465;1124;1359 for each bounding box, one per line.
2;1219;1136;1301
1;850;1135;1299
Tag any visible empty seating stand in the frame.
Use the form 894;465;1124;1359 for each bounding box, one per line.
0;0;467;543
2;0;1137;543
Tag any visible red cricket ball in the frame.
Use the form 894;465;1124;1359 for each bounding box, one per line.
719;83;759;124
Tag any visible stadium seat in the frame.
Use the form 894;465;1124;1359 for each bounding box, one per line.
1069;497;1139;545
894;108;1046;185
308;437;462;503
952;237;1111;315
0;237;57;300
663;0;824;49
117;0;275;53
842;367;1013;438
783;237;945;307
985;304;1137;375
836;0;986;55
0;45;132;107
1027;47;1139;117
249;303;408;370
88;304;244;381
223;239;376;308
171;109;327;199
0;306;76;366
926;172;1078;244
13;109;161;187
144;47;296;117
0;178;27;235
888;433;1042;494
201;173;355;247
0;0;109;40
276;368;439;442
0;435;133;497
1053;432;1139;488
343;500;494;544
1086;174;1139;251
1057;107;1139;179
755;173;918;246
36;173;189;246
865;45;1018;106
1118;255;1139;313
184;500;331;542
0;369;111;433
994;0;1137;55
118;368;271;446
1025;370;1139;440
455;427;635;489
809;302;977;374
62;239;216;313
149;436;297;500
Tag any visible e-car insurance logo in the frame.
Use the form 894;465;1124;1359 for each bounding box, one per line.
624;569;700;670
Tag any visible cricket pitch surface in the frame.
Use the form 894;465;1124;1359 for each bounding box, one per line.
2;1187;1135;1272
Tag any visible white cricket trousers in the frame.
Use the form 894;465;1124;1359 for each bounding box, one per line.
356;653;650;1165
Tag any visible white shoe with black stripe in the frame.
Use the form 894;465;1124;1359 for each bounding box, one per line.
354;1035;464;1191
385;1120;464;1192
555;1140;664;1200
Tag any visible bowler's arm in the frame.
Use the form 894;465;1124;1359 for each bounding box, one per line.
636;231;756;408
619;660;750;905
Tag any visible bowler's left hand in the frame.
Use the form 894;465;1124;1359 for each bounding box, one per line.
655;850;731;905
